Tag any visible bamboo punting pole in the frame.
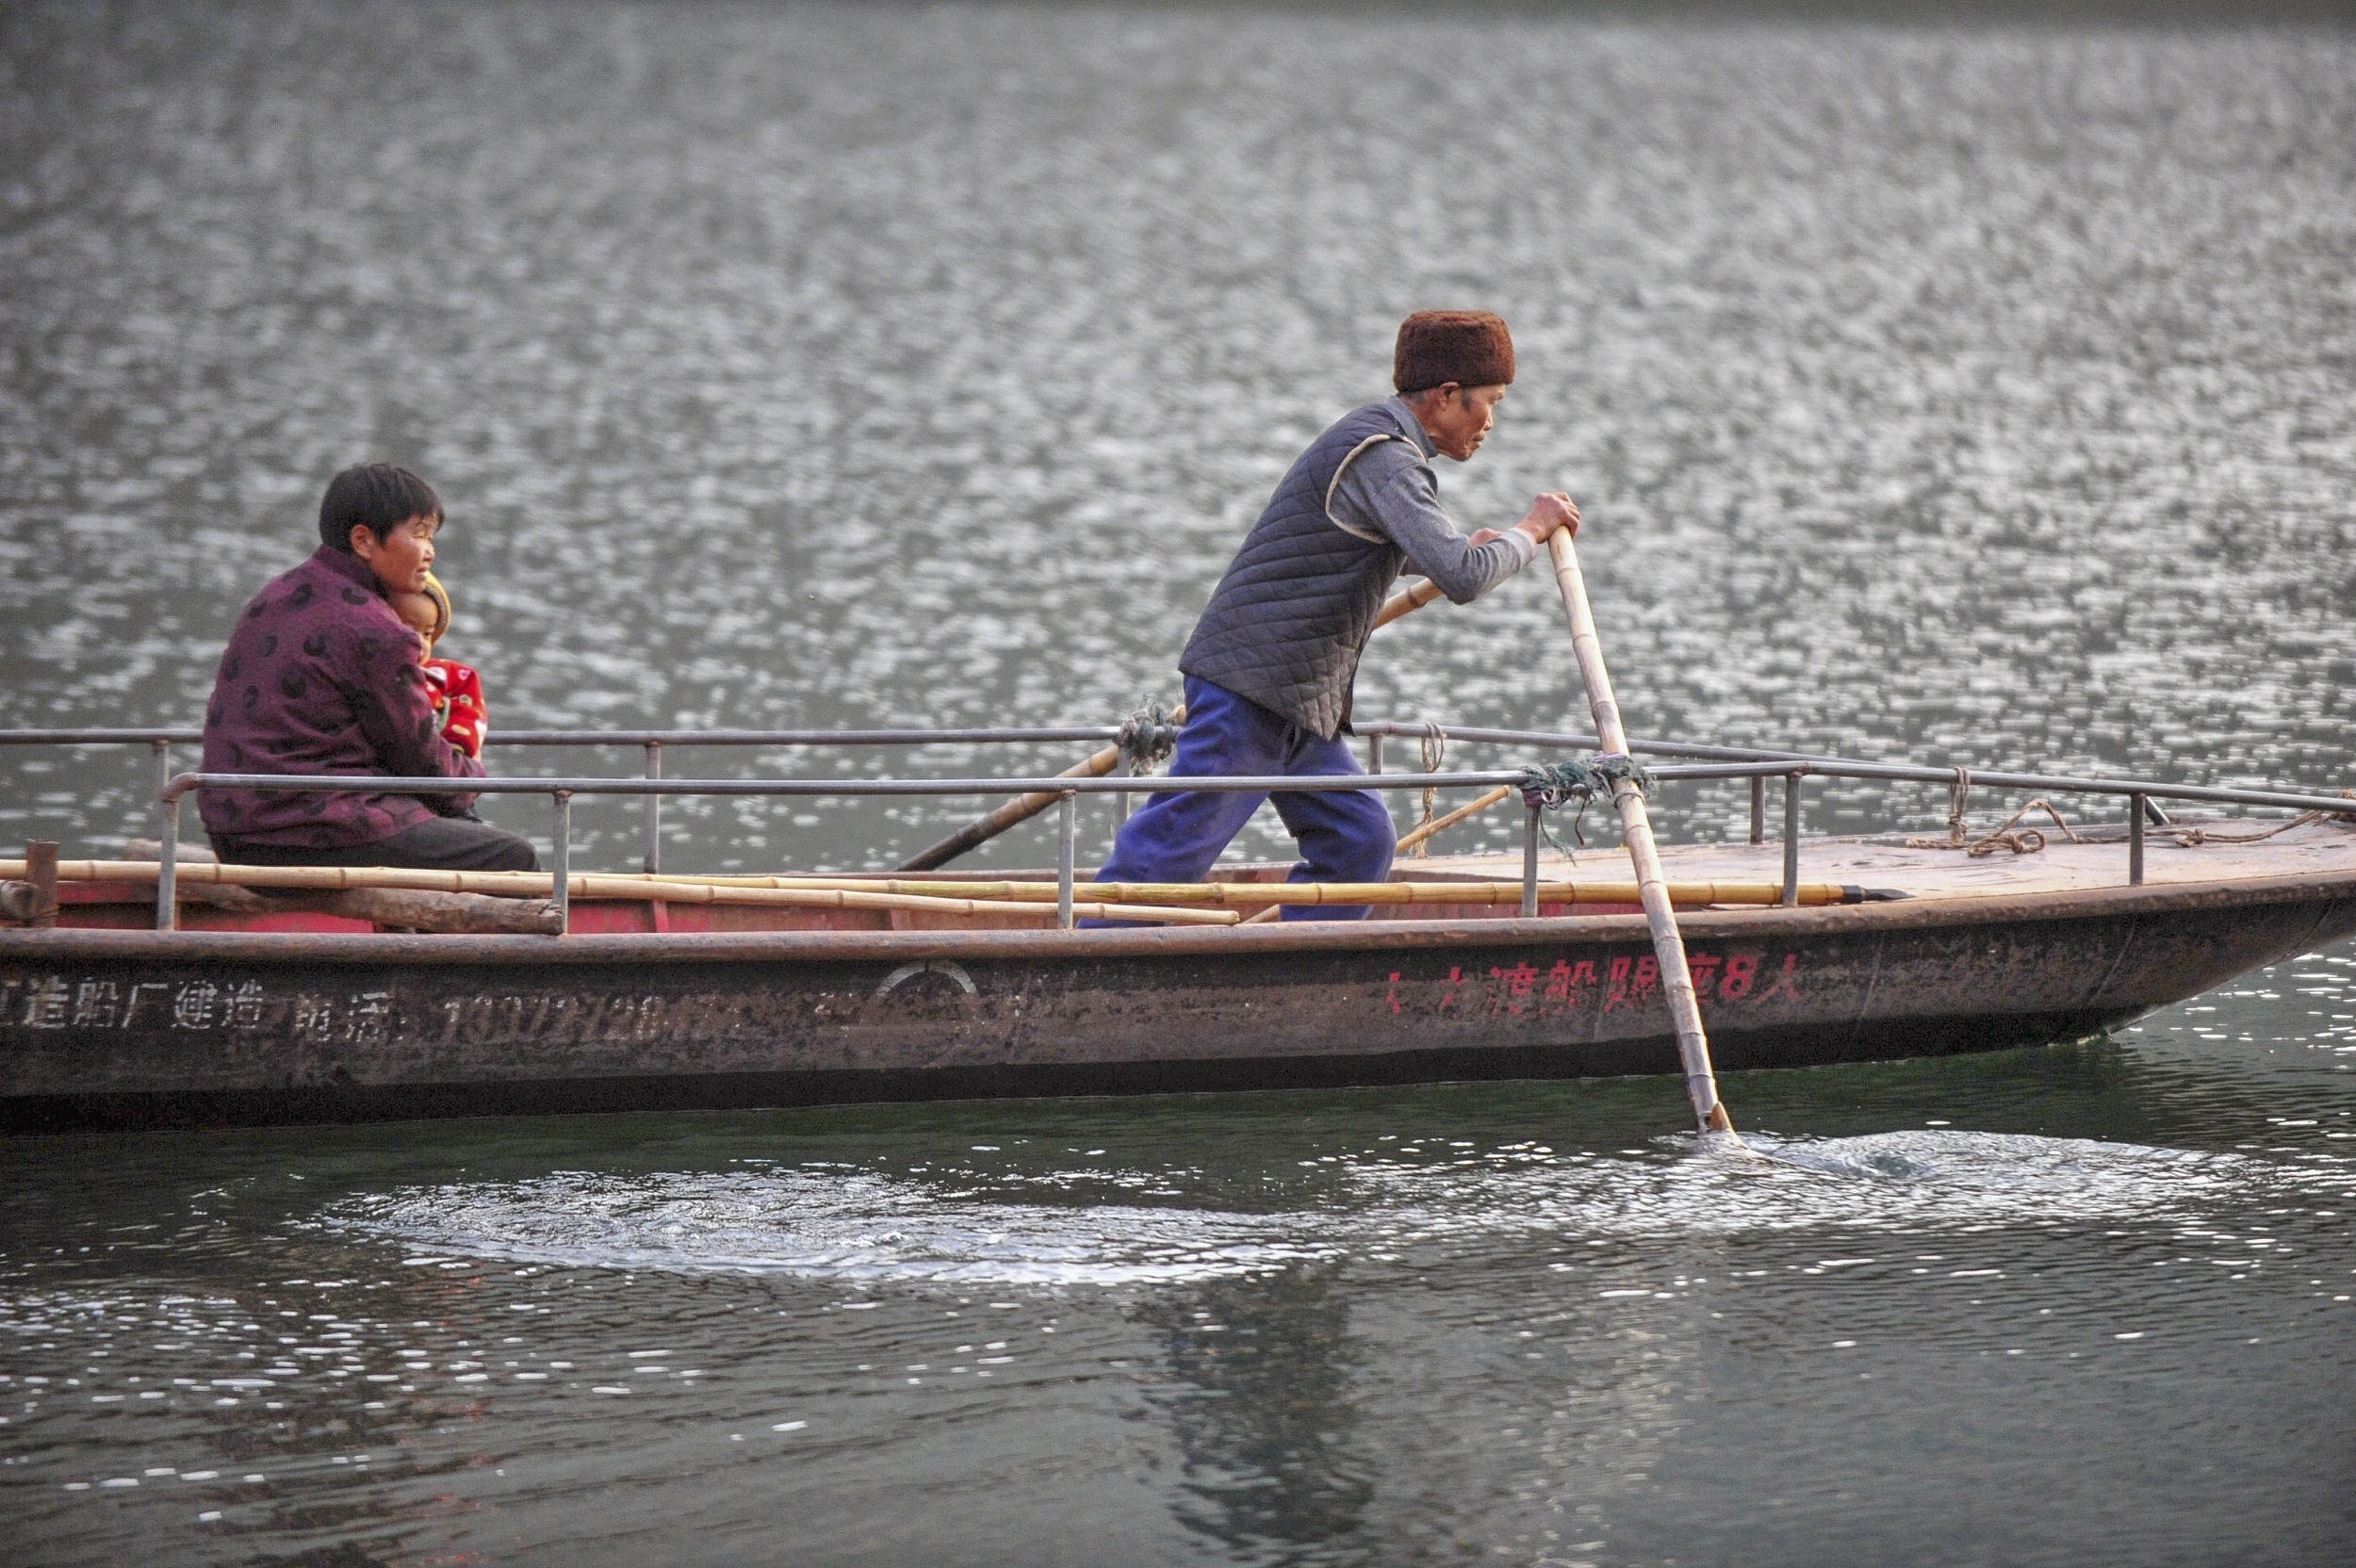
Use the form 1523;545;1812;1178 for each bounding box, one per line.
896;577;1450;872
1373;577;1446;629
896;707;1184;873
1546;530;1737;1136
4;860;1236;926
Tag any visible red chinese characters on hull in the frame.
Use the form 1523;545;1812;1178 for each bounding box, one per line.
1395;950;1803;1020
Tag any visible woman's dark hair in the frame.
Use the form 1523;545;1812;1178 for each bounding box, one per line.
319;464;443;552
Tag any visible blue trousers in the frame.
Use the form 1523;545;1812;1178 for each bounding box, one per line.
1088;677;1395;923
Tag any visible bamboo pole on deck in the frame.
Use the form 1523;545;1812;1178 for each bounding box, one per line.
4;858;1871;912
1546;529;1739;1137
5;859;1236;926
637;874;1870;907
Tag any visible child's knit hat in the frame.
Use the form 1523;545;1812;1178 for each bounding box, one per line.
416;572;452;650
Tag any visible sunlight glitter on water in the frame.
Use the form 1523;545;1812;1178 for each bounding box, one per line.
321;1129;2321;1287
3;6;2350;875
8;1035;2353;1565
4;3;2355;1562
327;1168;1338;1285
1392;1128;2296;1236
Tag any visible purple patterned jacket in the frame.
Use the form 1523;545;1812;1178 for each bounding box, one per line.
198;547;484;848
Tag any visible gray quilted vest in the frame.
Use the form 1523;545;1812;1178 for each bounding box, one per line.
1178;400;1425;740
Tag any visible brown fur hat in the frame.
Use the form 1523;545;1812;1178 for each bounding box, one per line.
1393;310;1515;393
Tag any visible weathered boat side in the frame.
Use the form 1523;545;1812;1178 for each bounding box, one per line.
3;873;2348;1131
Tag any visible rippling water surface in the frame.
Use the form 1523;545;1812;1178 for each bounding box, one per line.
3;0;2352;870
3;2;2354;1562
6;959;2355;1566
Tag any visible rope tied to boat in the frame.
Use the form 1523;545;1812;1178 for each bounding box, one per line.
1115;700;1181;776
2138;802;2356;848
1412;723;1448;858
1939;798;2086;857
1515;753;1656;851
1909;788;2356;858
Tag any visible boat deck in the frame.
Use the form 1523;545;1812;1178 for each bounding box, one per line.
1410;816;2356;906
5;722;2351;1128
11;817;2356;938
7;818;2355;1131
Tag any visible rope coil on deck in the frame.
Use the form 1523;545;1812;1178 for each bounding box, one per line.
1909;788;2356;858
1909;797;2087;857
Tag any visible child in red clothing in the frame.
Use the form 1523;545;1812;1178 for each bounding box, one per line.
392;575;490;758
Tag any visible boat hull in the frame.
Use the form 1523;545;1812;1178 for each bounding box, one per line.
2;874;2349;1131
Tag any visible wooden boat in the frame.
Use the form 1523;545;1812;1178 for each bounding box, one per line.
6;816;2353;1132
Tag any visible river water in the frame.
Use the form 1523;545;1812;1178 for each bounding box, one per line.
2;2;2352;1562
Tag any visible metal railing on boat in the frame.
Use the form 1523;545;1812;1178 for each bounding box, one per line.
4;718;1753;877
10;717;2314;875
137;758;2356;937
9;723;2350;932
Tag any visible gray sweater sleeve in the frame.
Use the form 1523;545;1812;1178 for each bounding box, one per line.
1329;438;1536;604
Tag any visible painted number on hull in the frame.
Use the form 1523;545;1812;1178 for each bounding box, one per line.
0;973;855;1046
1383;952;1802;1017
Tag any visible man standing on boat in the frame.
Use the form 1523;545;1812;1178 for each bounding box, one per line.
197;464;538;872
1091;310;1579;920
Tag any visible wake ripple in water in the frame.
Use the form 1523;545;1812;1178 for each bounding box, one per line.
1355;1130;2272;1248
325;1131;2312;1286
328;1169;1334;1286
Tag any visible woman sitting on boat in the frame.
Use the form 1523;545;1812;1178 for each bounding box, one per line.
195;464;537;872
1091;310;1579;920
